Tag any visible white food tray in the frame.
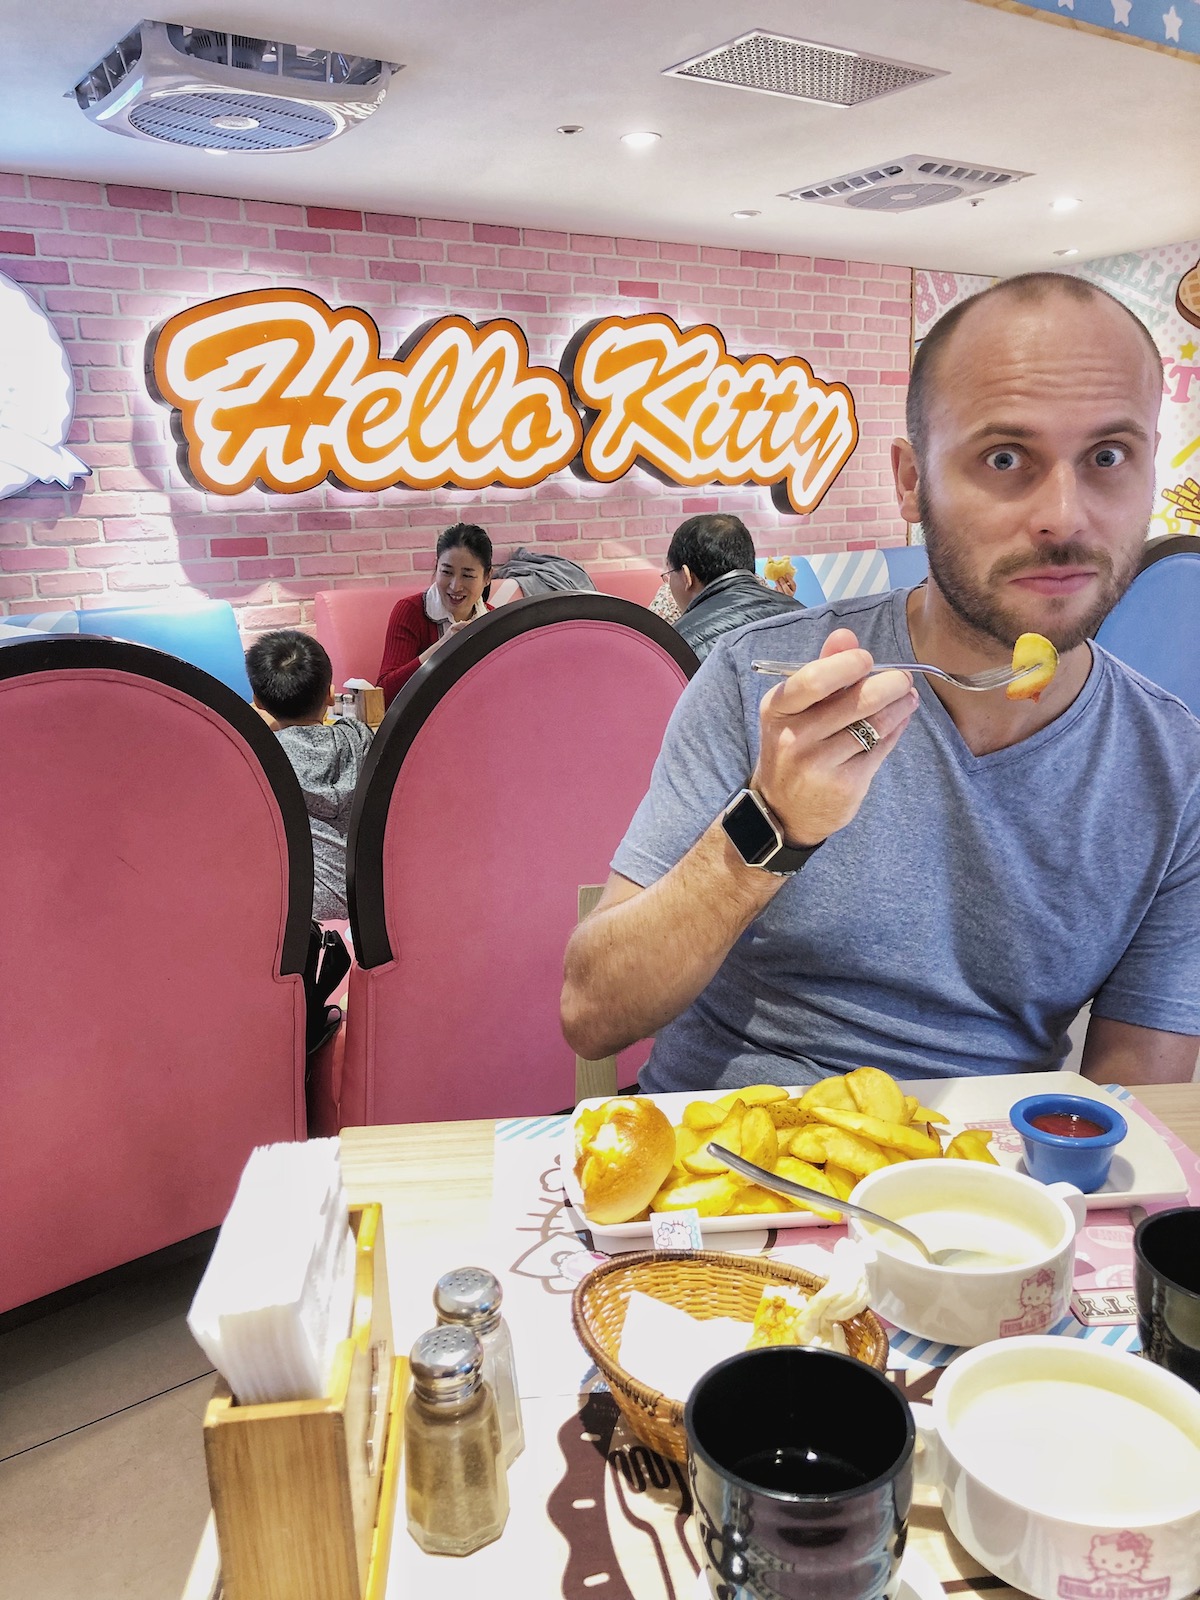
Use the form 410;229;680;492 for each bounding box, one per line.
563;1072;1187;1245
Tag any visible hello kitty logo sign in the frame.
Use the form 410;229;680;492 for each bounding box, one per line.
564;312;858;513
146;291;859;510
146;290;583;496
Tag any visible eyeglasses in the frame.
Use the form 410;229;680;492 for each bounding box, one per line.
661;569;678;584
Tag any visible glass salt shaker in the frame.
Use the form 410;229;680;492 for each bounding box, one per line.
434;1266;525;1464
404;1325;508;1557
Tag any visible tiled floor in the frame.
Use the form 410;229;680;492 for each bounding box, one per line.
0;1250;216;1600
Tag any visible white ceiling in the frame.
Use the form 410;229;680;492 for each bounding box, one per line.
3;0;1198;275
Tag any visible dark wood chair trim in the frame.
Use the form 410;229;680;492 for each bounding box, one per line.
0;635;314;975
347;591;699;968
1137;533;1200;571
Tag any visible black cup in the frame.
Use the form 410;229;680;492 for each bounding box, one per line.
684;1347;914;1600
1135;1206;1200;1391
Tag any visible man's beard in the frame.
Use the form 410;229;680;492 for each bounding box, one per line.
918;485;1146;653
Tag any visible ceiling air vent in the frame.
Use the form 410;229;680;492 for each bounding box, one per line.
71;20;399;152
782;155;1032;212
663;30;945;107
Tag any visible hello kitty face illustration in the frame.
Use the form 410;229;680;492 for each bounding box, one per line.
1087;1531;1153;1580
1019;1268;1055;1311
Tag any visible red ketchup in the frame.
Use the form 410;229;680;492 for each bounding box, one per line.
1028;1111;1106;1139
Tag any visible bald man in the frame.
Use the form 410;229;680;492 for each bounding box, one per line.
562;273;1200;1091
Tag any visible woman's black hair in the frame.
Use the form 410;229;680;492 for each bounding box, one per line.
435;522;493;574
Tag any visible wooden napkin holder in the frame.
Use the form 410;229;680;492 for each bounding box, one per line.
201;1203;405;1600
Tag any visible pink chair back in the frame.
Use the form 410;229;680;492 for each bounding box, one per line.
590;567;662;607
0;637;311;1311
338;594;698;1126
314;583;424;690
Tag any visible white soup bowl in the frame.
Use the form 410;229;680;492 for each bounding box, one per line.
848;1159;1085;1347
915;1335;1200;1600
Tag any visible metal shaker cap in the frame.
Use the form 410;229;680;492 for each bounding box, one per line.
410;1325;482;1403
434;1266;502;1336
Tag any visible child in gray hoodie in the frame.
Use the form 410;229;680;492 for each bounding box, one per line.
246;630;373;922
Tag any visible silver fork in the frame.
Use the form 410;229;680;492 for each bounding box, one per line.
751;658;1039;693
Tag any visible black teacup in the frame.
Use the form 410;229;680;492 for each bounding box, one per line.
685;1347;914;1600
1135;1206;1200;1392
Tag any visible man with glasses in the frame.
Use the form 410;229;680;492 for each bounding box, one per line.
663;513;800;662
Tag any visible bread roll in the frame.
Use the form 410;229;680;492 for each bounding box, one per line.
574;1098;676;1224
1177;259;1200;330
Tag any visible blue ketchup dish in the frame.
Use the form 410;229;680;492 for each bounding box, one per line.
1009;1093;1128;1194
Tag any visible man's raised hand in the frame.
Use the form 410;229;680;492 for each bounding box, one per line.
751;628;919;848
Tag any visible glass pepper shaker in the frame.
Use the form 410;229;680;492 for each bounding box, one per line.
404;1325;509;1556
434;1266;525;1464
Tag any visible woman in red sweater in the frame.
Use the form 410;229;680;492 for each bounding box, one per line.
378;523;494;706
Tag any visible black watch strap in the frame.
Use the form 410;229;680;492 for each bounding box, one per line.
765;838;824;875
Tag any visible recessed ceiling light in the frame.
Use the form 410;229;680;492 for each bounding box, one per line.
731;209;761;219
557;124;583;135
1053;247;1079;257
1051;197;1081;212
621;130;661;149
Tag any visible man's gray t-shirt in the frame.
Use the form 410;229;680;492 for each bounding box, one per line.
612;589;1200;1091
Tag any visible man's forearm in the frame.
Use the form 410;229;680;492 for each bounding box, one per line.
1081;1015;1200;1086
561;820;785;1060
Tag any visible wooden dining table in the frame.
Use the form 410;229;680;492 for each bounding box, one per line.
183;1082;1200;1600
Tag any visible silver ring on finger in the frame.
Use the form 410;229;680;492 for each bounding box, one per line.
846;718;880;755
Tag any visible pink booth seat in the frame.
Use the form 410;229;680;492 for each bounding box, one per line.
314;582;424;692
336;593;698;1127
0;637;312;1313
589;567;663;607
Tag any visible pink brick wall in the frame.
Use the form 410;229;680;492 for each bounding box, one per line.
0;174;913;632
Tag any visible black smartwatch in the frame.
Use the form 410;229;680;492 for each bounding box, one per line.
720;788;823;876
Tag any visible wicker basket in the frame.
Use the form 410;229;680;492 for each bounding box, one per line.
571;1249;888;1464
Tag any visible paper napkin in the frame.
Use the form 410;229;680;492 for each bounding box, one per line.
187;1138;356;1406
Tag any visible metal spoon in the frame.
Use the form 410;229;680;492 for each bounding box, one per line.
707;1144;998;1268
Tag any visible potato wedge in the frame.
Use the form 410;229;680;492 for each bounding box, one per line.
798;1076;856;1113
1007;632;1058;703
882;1147;909;1165
822;1163;858;1200
716;1084;788;1108
740;1105;779;1172
673;1125;701;1170
944;1129;999;1164
814;1126;890;1177
773;1157;842;1219
847;1066;906;1124
809;1105;942;1159
902;1095;919;1125
650;1173;741;1215
682;1100;725;1132
681;1103;745;1174
786;1125;835;1163
913;1103;950;1126
727;1183;790;1215
766;1098;812;1130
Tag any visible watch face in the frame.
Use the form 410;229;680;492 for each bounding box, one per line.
723;792;778;866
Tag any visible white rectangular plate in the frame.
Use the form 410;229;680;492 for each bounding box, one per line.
563;1072;1188;1246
